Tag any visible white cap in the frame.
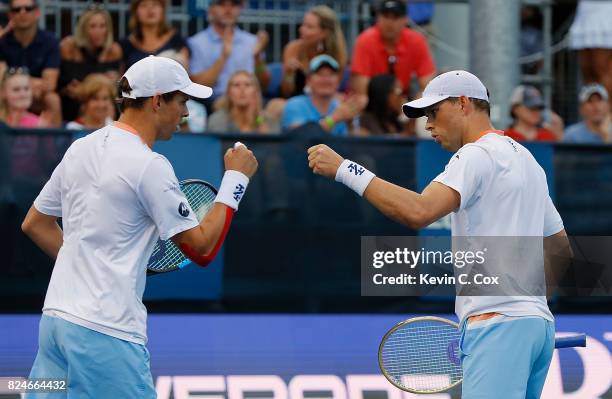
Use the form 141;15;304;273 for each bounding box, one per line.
121;55;213;99
402;70;489;118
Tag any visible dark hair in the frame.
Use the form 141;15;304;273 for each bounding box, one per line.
447;96;490;117
366;74;402;130
116;77;180;113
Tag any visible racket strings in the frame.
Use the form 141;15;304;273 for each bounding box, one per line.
381;319;462;393
147;182;217;272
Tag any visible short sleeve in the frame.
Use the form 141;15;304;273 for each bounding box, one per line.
543;195;564;237
350;35;372;76
137;155;199;240
433;145;493;211
44;35;61;70
281;97;309;129
33;153;65;217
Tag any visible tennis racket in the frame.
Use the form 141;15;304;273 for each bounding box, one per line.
378;316;587;394
147;179;217;275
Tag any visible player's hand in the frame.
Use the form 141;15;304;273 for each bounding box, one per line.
307;144;343;179
224;143;258;178
253;30;269;57
221;26;233;58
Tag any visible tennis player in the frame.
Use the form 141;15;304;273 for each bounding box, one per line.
308;70;570;398
21;55;258;398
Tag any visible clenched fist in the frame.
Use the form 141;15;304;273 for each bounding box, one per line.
225;143;258;178
307;144;344;179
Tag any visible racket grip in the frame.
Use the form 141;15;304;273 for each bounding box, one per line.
234;141;246;149
554;334;586;348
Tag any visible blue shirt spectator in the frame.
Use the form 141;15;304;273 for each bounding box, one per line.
282;94;347;136
188;0;269;99
188;26;256;97
281;55;367;136
564;84;611;144
564;122;609;144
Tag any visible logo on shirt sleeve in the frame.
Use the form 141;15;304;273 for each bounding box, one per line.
178;202;190;217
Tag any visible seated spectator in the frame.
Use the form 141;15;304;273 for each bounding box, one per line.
0;67;50;127
281;5;347;98
65;74;115;130
505;85;557;142
0;67;56;177
208;70;279;134
121;0;189;70
282;55;367;136
565;84;611;143
0;0;61;127
188;0;269;103
350;0;435;96
59;5;122;122
356;74;407;136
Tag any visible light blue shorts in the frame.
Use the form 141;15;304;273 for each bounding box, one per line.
26;315;156;399
459;315;555;399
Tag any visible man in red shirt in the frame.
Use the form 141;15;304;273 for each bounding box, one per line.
350;0;435;96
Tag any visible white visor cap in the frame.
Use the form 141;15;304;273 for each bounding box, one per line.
121;55;213;99
402;70;489;118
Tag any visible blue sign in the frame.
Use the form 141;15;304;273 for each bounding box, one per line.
1;314;610;398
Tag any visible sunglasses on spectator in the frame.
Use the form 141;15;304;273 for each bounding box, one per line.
87;3;105;11
5;67;30;76
10;4;37;13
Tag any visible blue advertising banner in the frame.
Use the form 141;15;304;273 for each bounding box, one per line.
1;314;610;398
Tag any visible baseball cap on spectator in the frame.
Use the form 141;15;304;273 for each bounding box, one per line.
510;85;545;109
376;0;407;15
309;55;340;74
578;84;609;103
402;70;489;118
121;55;213;99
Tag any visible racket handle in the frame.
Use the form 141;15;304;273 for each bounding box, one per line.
234;141;246;149
554;334;586;348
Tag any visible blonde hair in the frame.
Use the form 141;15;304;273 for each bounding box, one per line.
221;71;263;111
129;0;171;42
74;9;114;53
0;69;31;121
76;74;116;111
308;5;348;68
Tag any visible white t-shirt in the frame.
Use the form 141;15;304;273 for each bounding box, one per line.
433;132;564;324
34;124;199;344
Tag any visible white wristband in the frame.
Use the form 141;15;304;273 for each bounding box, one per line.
215;170;250;210
335;159;376;196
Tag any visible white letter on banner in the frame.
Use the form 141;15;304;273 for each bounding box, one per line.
227;376;288;399
155;376;172;399
289;375;347;399
542;335;612;398
172;376;226;399
346;375;403;399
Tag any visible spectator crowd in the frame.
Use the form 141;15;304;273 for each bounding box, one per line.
0;0;610;144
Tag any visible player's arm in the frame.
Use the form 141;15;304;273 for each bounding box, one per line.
363;179;459;229
21;207;63;259
170;145;258;265
307;144;459;229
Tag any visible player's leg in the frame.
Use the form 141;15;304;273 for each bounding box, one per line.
50;316;156;399
460;315;549;399
26;315;68;399
525;320;555;399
